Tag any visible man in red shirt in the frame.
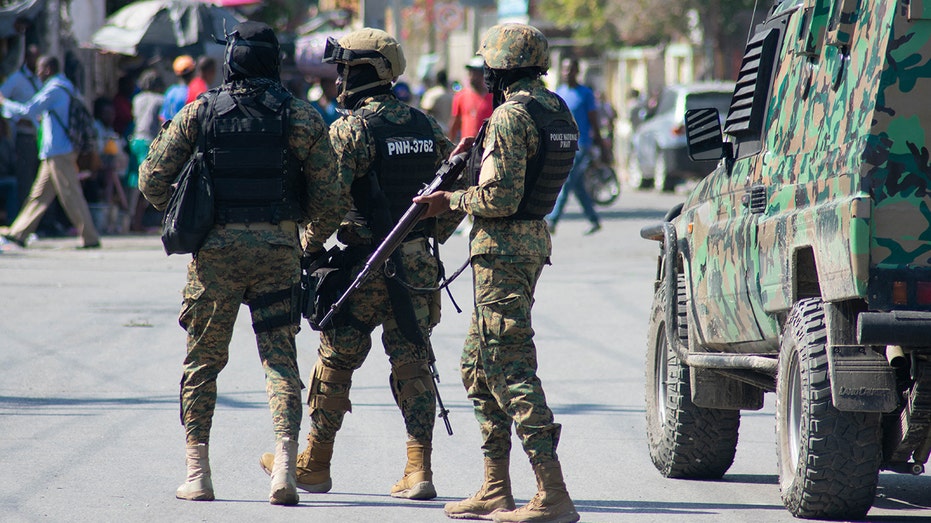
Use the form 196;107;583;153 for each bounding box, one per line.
186;56;217;103
449;57;493;141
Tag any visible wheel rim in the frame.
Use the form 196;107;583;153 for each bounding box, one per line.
787;353;802;468
654;323;669;420
588;167;620;205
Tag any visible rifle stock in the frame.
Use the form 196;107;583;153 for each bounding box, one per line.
317;151;469;329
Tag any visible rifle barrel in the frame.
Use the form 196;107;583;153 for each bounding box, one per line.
316;152;469;331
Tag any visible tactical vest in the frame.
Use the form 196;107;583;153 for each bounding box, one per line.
204;86;304;224
471;93;579;220
346;107;439;239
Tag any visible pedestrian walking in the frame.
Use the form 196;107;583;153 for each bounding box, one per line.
546;58;612;235
159;55;195;122
420;69;454;134
0;43;41;212
185;56;217;103
0;55;101;249
258;27;466;501
0;118;19;225
138;21;340;506
127;69;164;232
449;57;493;142
414;23;581;523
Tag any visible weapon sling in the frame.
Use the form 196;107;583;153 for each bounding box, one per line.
365;161;454;435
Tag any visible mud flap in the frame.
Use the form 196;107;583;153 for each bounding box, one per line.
690;367;764;410
827;344;898;412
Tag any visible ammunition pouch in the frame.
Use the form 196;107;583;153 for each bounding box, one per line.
429;290;441;327
389;360;433;407
307;359;354;413
247;284;301;334
302;247;367;331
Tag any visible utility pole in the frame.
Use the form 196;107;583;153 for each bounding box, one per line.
426;0;436;54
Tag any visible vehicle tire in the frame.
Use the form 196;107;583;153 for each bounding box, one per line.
775;298;881;520
584;162;621;206
645;274;740;479
653;149;675;193
626;152;653;189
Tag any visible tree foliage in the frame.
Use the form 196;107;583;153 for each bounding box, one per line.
538;0;770;77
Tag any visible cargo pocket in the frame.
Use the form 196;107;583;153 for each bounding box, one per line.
477;293;524;349
178;278;206;331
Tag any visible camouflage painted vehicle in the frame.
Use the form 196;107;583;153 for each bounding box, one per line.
641;0;931;519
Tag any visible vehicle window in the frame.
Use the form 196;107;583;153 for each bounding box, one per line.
685;92;732;119
655;91;676;115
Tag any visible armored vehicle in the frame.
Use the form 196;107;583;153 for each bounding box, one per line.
641;0;931;519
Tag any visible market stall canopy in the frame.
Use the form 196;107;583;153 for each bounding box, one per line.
88;0;242;58
294;30;346;80
292;11;354;80
213;0;259;6
0;0;43;39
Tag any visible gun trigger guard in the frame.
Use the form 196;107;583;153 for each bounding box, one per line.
383;259;397;278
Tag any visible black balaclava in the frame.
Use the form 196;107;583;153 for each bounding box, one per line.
484;66;543;108
223;21;281;83
338;63;393;110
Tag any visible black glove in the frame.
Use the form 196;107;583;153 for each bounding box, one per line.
301;248;328;271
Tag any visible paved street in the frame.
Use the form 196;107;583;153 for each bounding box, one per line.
3;189;931;522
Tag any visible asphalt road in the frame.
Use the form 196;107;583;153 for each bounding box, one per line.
3;188;931;522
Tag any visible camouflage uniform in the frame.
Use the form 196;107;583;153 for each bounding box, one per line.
304;93;455;445
139;86;339;445
448;75;563;465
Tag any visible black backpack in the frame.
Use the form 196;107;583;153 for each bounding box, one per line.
50;85;99;169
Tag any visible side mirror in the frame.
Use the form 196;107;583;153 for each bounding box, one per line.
685;108;728;162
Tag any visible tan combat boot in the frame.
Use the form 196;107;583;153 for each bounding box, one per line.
269;436;299;506
260;436;333;493
444;457;515;520
176;443;215;501
391;440;437;500
492;461;578;523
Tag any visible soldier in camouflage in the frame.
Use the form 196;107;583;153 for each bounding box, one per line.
416;23;580;523
258;27;466;501
138;21;340;506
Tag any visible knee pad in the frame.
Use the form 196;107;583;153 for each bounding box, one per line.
389;361;433;407
307;359;353;414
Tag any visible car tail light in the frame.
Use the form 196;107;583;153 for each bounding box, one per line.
917;282;931;305
672;124;685;136
893;281;908;305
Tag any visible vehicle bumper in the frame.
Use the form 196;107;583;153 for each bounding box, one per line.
858;311;931;346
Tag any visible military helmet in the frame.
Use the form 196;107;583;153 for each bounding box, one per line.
478;23;549;71
323;28;406;82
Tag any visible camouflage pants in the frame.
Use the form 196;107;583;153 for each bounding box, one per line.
178;242;302;445
461;254;561;465
309;238;438;444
